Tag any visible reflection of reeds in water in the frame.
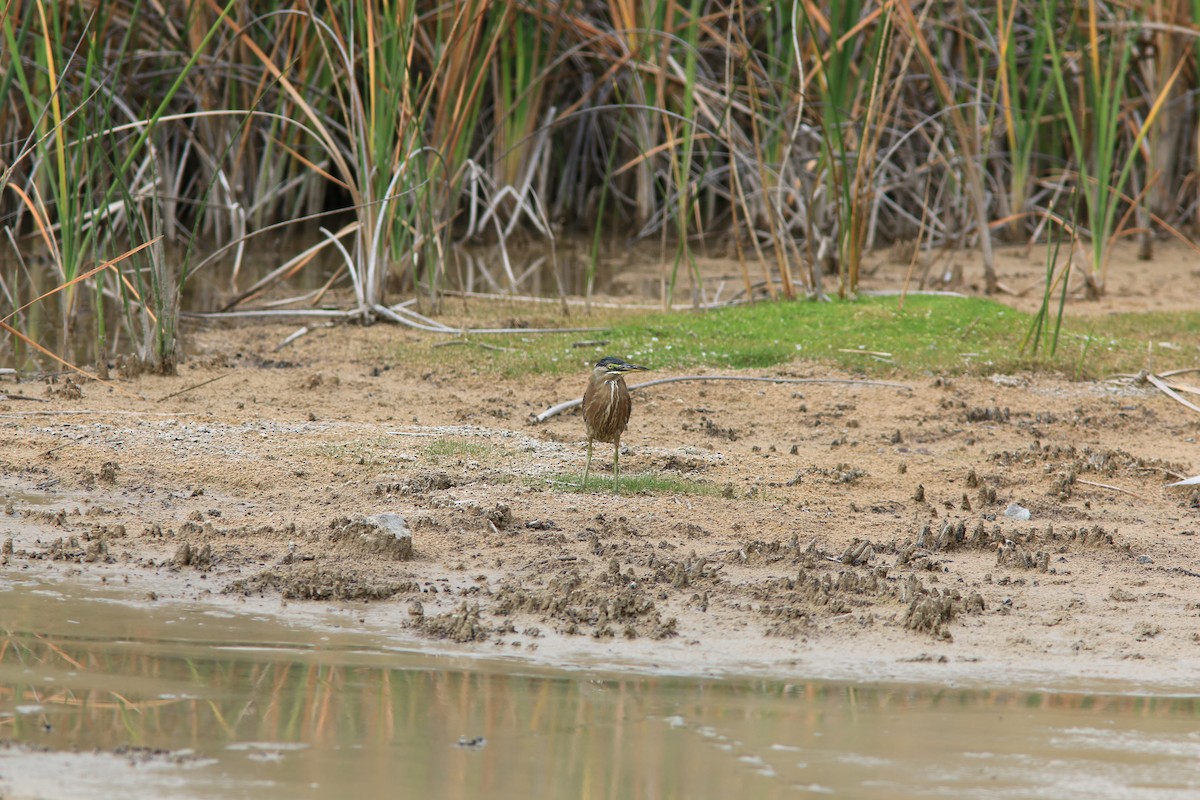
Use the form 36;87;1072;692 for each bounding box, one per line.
4;629;1200;797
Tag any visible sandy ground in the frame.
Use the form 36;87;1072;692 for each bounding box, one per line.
2;241;1200;690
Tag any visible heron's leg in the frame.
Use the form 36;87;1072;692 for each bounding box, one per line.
612;435;621;493
583;438;593;488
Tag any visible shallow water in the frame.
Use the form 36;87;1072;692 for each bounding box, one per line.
1;578;1198;799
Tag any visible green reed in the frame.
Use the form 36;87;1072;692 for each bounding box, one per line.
1043;0;1183;296
2;1;1199;371
1021;211;1069;357
995;0;1054;241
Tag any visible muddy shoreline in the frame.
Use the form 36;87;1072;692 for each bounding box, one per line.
3;314;1199;692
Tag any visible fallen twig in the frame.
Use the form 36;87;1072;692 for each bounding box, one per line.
1165;381;1200;397
275;322;335;351
431;340;514;352
533;375;910;423
378;302;460;333
466;325;607;335
158;373;231;402
1146;373;1200;415
837;348;893;359
185;308;356;320
373;303;604;336
438;288;737;311
277;324;312;348
371;303;458;332
1076;478;1147;500
188;301;604;336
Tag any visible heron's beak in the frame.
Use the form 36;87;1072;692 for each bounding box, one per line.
610;363;649;375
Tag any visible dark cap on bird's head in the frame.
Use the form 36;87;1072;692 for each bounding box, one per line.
594;356;649;375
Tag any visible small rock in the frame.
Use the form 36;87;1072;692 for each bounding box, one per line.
1003;503;1031;521
328;514;414;560
360;513;413;561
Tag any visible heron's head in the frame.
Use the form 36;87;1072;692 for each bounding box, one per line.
592;356;650;380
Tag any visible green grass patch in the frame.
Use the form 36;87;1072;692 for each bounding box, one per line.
544;471;720;497
424;437;499;464
409;295;1200;381
1067;311;1200;378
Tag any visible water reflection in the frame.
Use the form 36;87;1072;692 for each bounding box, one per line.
2;230;749;374
2;579;1199;799
442;242;634;299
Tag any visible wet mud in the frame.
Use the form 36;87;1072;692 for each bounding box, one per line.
2;303;1200;686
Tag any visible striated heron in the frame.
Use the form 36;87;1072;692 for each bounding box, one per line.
582;355;650;490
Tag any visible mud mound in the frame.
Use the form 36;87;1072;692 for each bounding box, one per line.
496;562;679;640
224;565;419;601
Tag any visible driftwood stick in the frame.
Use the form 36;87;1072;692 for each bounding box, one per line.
465;326;606;335
191;300;605;336
532;375;910;423
1146;373;1200;415
158;373;231;402
1075;478;1147;500
185;308;356;320
438;288;747;311
275;322;336;351
1166;475;1200;488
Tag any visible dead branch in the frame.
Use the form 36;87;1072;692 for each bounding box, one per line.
1075;478;1147;500
532;375;910;423
1146;373;1200;415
